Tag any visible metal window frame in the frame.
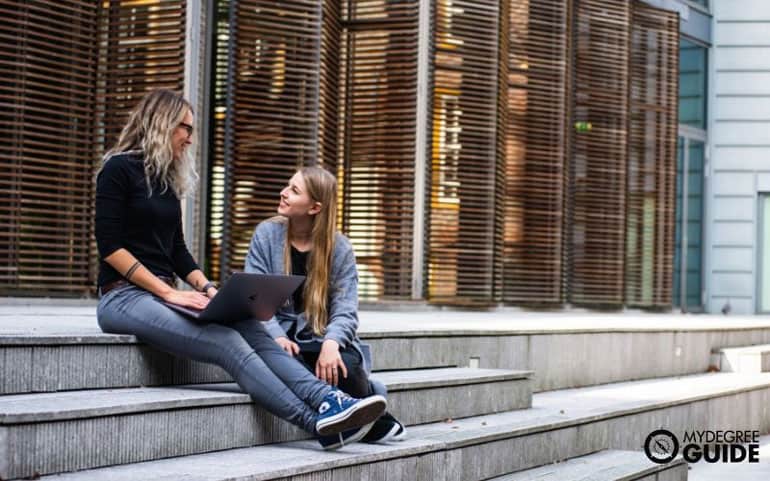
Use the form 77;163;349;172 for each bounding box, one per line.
757;194;770;314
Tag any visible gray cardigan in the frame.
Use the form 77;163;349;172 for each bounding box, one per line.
243;218;373;373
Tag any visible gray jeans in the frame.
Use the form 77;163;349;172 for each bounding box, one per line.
97;285;332;433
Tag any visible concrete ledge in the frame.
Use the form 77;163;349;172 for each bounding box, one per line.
6;326;770;395
0;368;531;479
718;344;770;373
5;308;770;395
490;450;687;481
0;368;530;424
34;373;770;481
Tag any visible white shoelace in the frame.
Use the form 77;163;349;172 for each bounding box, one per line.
332;390;353;407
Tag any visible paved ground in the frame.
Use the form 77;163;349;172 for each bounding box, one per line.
4;301;770;337
688;435;770;481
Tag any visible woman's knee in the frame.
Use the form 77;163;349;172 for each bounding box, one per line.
97;287;160;335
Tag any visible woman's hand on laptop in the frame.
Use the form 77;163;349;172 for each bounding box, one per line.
162;289;210;310
204;286;218;299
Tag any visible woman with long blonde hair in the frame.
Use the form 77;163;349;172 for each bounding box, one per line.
95;90;385;449
245;166;406;449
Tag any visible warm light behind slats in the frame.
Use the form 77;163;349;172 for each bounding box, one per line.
428;0;505;305
218;0;335;278
338;0;420;300
503;0;571;305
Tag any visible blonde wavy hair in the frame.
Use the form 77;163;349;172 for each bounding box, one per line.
282;166;338;335
103;89;197;197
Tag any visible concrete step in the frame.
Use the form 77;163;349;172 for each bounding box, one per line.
717;344;770;373
6;306;770;394
0;367;531;480
490;450;687;481
35;372;770;481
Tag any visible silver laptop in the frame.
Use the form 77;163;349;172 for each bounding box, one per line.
164;273;304;323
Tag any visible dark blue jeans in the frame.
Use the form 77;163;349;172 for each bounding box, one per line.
97;284;332;433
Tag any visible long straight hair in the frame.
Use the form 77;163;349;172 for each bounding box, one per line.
103;89;197;197
283;166;338;335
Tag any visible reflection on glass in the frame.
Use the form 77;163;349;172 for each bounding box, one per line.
679;38;707;130
673;137;704;310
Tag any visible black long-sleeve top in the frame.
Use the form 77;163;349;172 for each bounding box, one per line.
95;151;199;288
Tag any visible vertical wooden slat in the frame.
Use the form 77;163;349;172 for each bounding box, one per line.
567;0;631;306
0;1;99;294
320;0;341;168
625;2;679;308
339;0;420;300
207;0;231;282
493;0;509;302
428;0;504;305
503;0;571;305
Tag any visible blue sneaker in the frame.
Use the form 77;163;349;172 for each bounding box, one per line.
318;421;375;450
315;389;387;436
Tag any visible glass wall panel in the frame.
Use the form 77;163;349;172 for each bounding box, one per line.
679;38;707;130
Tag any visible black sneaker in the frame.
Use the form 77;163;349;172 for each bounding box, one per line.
318;422;375;450
362;412;407;443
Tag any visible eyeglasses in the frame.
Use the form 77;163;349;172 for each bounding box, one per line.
178;122;193;136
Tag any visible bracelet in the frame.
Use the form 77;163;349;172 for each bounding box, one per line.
200;281;217;293
125;261;142;281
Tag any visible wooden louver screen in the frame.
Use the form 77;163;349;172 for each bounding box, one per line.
218;1;335;279
0;1;99;294
97;0;187;152
503;0;571;305
567;0;631;306
338;0;420;300
428;0;506;305
625;2;678;307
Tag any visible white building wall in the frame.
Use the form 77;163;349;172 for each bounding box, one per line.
708;0;770;314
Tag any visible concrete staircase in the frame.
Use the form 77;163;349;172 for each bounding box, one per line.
2;307;770;480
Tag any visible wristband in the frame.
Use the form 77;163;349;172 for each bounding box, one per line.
200;281;217;293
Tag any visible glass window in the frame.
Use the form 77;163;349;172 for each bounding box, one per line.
679;38;707;130
673;137;705;311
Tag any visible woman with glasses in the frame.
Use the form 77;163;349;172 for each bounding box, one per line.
95;89;386;449
244;166;407;449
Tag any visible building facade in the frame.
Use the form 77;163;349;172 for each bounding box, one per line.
704;0;770;315
7;0;764;315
